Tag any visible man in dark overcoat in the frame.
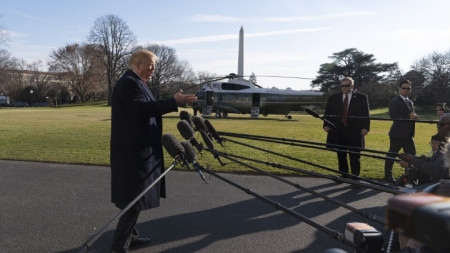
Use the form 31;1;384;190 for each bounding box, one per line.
323;77;370;182
384;79;418;182
110;49;196;252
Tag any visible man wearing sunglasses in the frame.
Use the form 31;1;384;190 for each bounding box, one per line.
323;77;370;186
384;80;418;183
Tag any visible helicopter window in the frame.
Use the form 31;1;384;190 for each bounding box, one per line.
195;90;205;99
221;83;249;90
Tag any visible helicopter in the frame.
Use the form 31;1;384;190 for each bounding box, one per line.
193;27;328;119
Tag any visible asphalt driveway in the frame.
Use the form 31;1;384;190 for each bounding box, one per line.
0;160;393;253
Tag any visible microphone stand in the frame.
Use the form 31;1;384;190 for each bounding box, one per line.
215;152;386;224
223;138;400;192
217;131;399;157
305;108;336;129
323;114;438;124
219;133;400;162
78;159;179;253
198;165;355;248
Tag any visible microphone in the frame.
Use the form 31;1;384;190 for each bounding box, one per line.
180;140;207;183
161;133;194;171
176;120;203;153
192;115;208;133
161;134;185;159
200;129;226;166
305;108;336;129
179;110;193;127
204;119;224;147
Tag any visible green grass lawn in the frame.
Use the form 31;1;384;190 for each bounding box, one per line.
0;105;439;179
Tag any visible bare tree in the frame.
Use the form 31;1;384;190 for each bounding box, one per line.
49;43;105;102
27;60;51;103
143;44;196;98
249;72;257;85
0;17;9;46
88;14;136;105
412;51;450;104
3;58;27;101
0;49;13;93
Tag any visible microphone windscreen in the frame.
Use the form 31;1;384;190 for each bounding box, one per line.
305;108;320;118
181;140;197;163
192;116;207;132
162;134;184;158
179;111;193;126
204;120;220;142
200;129;214;150
177;120;195;140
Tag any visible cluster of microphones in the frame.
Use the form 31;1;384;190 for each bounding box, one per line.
79;110;449;253
161;110;227;184
159;111;450;253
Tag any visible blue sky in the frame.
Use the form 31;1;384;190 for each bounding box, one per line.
1;0;450;90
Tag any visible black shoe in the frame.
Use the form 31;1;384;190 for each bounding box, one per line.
130;237;152;248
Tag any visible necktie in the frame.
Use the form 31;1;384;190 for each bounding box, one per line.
405;98;413;112
342;94;349;126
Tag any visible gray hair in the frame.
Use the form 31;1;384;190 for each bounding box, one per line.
440;113;450;123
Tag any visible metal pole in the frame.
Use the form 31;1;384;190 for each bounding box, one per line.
78;160;179;253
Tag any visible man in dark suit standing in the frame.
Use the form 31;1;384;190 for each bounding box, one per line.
110;49;196;252
384;80;418;183
323;77;370;182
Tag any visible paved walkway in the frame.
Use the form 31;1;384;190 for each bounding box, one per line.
0;160;394;253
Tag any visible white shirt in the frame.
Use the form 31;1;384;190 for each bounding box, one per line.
343;91;352;106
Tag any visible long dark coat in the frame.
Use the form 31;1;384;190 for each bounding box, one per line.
323;91;370;148
110;70;178;210
388;95;415;140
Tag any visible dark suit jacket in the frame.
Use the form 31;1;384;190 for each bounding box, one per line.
323;91;370;148
110;70;178;210
388;95;415;140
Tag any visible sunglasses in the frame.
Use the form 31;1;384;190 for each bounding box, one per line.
340;84;351;88
401;87;411;90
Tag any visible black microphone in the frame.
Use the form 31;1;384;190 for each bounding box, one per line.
179;110;193;127
204;119;224;147
162;134;185;159
161;133;194;170
192;115;208;133
200;129;226;166
305;108;336;129
176;120;203;153
180;140;207;183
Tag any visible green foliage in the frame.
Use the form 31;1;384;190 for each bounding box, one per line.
311;48;401;106
0;106;439;180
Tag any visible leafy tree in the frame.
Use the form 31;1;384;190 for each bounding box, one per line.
88;14;136;105
311;48;400;106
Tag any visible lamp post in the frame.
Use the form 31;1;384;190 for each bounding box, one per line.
30;89;34;107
